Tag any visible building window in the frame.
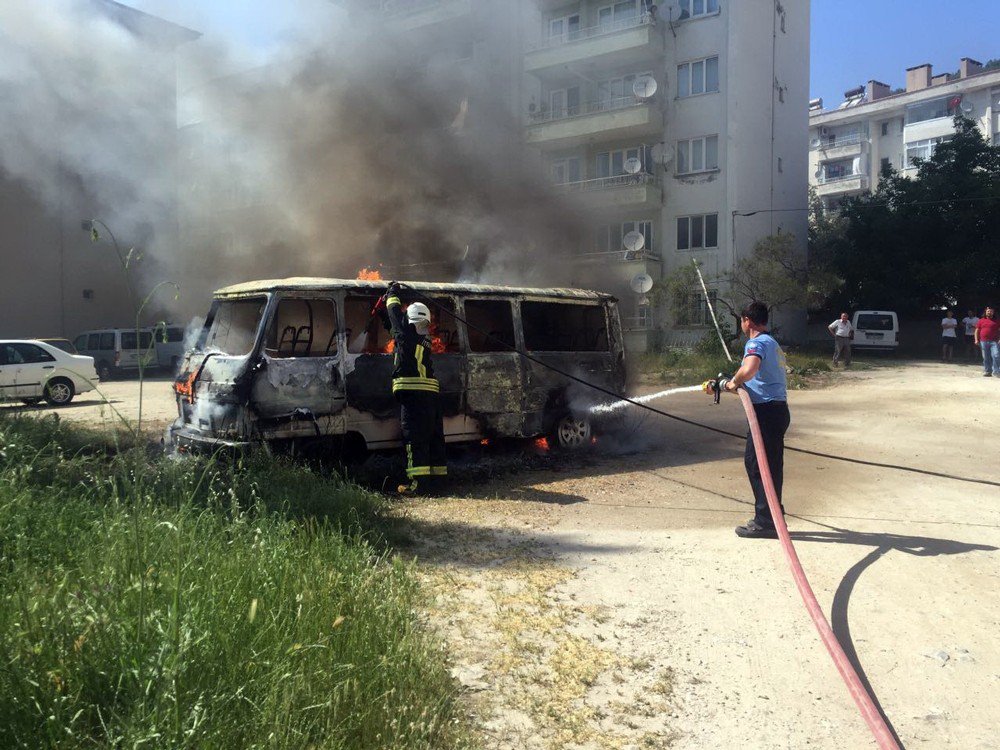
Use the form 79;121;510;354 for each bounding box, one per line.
596;145;652;177
596;220;654;255
777;157;783;173
879;156;890;174
549;86;581;118
679;0;720;18
547;13;580;43
597;72;652;110
598;1;640;29
880;122;889;136
677;56;720;98
551;157;581;184
682;289;718;326
636;303;653;329
821;159;854;181
905;136;952;167
676;213;719;250
905;95;961;125
676;135;719;174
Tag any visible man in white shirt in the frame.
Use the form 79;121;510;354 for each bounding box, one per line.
828;312;854;367
961;309;980;360
941;309;958;362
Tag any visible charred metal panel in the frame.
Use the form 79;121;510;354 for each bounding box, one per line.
466;353;524;436
344;353;396;418
251;354;345;419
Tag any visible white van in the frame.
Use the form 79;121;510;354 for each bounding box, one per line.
73;328;157;381
851;310;899;350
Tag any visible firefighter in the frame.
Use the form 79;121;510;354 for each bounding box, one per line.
381;281;447;494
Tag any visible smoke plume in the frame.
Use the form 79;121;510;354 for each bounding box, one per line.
0;0;586;319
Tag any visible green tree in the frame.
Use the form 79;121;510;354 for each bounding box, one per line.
824;115;1000;313
654;232;838;332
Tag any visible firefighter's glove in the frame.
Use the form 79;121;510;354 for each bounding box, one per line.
387;281;402;297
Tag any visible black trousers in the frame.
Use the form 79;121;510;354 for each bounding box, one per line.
745;400;790;528
397;390;447;480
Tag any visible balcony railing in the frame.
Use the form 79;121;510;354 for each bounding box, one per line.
529;95;647;125
380;0;458;18
525;13;655;53
817;171;864;184
574;248;661;262
811;132;866;150
554;172;659;193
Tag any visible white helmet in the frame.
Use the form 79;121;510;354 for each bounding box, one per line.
406;302;431;330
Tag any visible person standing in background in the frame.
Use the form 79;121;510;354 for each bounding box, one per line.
974;306;999;377
961;309;980;360
827;312;854;367
941;310;958;362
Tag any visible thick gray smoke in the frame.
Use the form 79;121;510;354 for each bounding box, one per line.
0;0;585;319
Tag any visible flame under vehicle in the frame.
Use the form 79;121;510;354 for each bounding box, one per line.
170;278;626;454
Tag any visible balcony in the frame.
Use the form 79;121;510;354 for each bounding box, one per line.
527;97;663;149
554;173;662;211
379;0;472;32
814;172;869;196
811;133;868;161
524;15;663;77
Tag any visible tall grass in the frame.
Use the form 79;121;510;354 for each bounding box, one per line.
0;413;470;749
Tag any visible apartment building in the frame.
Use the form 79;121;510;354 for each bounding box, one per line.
809;57;1000;211
0;1;197;338
523;0;810;349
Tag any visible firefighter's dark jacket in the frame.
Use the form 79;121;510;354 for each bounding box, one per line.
385;295;439;394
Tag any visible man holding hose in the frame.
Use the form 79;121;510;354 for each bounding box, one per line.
721;301;790;539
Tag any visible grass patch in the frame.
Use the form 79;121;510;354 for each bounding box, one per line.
0;412;470;749
638;335;836;390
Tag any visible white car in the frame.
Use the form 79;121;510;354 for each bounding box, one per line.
0;340;99;406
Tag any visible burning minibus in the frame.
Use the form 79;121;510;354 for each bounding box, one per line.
170;278;626;455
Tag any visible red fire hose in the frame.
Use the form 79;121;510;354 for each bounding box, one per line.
737;388;901;750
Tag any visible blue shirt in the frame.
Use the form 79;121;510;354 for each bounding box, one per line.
742;333;787;404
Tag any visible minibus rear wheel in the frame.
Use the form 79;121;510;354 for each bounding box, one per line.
550;413;593;451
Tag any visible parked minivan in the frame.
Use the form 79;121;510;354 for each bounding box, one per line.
74;328;157;380
851;310;899;350
154;325;187;372
170;278;626;454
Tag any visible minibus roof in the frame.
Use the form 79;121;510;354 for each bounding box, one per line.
214;277;616;302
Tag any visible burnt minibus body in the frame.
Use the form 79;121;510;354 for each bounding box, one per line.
170;278;626;452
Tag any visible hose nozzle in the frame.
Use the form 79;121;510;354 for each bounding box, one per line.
702;373;731;404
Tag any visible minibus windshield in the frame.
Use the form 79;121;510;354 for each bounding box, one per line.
202;298;267;355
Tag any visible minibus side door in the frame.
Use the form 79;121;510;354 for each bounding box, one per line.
461;297;525;436
251;296;346;429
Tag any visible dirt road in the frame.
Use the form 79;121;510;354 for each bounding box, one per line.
1;376;179;433
402;363;1000;749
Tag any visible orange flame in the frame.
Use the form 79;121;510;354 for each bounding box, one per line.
357;267;383;281
480;438;490;446
174;371;198;404
381;321;446;355
534;437;550;451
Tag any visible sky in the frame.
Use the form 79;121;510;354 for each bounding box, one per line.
811;0;1000;107
130;0;1000;108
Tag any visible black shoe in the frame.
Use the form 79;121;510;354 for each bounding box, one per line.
984;373;992;378
735;519;779;539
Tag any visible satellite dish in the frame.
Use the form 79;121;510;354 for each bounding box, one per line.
651;142;672;167
624;157;643;174
632;75;658;100
630;273;654;294
961;100;974;114
623;230;645;253
809;137;821;148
